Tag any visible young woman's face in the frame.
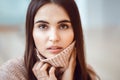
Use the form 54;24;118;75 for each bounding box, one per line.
33;3;74;58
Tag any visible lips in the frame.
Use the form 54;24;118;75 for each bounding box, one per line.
47;46;63;54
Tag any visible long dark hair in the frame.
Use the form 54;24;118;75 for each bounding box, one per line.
24;0;90;80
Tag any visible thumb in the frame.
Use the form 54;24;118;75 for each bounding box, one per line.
69;48;76;68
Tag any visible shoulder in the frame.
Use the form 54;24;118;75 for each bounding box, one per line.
0;57;27;80
87;64;98;80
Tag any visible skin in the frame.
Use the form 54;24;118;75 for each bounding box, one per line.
32;3;76;80
33;3;74;58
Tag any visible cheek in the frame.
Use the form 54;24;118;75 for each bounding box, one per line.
68;30;74;40
68;32;74;42
33;31;44;48
62;31;74;44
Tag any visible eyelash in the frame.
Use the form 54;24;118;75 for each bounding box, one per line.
59;24;69;30
38;24;48;30
37;24;70;30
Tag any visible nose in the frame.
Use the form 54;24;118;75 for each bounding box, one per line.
49;29;60;43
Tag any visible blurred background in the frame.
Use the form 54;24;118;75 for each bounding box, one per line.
0;0;120;80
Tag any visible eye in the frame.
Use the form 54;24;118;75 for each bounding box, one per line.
38;24;48;30
59;24;69;30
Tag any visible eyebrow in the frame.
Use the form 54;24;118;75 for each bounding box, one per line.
34;20;71;24
35;20;49;24
58;20;71;24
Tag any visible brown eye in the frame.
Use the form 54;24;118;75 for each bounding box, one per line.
38;24;48;30
59;24;69;30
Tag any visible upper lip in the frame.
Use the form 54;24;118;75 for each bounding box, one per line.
47;46;63;50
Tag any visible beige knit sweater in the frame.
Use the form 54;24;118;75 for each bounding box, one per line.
37;41;75;70
0;42;75;80
0;57;27;80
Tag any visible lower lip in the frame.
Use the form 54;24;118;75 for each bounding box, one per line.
48;49;62;54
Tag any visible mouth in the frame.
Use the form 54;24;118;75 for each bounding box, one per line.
47;46;63;54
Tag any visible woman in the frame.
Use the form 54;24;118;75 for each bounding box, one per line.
25;0;99;80
0;0;99;80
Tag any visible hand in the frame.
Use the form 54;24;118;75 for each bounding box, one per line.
32;62;57;80
61;49;76;80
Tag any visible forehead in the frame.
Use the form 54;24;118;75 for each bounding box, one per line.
34;3;70;22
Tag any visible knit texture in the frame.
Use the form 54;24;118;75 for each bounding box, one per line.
0;57;27;80
37;41;75;70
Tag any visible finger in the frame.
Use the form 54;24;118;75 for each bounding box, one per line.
32;61;43;77
32;61;39;72
69;49;76;68
49;67;57;79
32;61;43;72
32;62;49;79
40;63;50;71
36;62;44;70
33;61;39;69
